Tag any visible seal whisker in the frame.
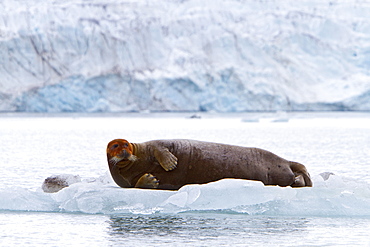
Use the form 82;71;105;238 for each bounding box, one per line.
128;155;138;162
109;155;137;167
109;157;120;166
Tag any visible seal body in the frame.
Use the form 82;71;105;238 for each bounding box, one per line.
107;139;312;190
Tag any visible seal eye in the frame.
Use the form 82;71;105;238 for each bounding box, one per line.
112;144;119;149
123;143;128;148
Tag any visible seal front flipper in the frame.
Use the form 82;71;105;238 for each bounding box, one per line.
153;147;178;171
135;173;159;189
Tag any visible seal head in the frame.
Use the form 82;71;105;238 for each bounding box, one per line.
107;139;137;167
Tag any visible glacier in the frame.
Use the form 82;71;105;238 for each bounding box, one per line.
1;0;370;112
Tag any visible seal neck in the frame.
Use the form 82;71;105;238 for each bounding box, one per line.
131;142;140;156
131;142;152;160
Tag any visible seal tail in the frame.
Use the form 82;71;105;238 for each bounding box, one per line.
289;162;313;187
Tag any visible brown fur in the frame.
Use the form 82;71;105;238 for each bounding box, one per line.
107;139;312;190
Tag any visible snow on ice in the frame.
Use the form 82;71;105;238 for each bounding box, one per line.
1;172;370;216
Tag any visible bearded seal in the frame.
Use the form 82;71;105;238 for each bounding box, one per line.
106;139;312;190
42;174;81;193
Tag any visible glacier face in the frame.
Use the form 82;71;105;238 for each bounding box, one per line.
1;0;370;112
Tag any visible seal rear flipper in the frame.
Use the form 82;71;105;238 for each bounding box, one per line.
290;162;313;187
153;147;178;171
292;175;305;187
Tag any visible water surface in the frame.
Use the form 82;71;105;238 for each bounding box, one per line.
1;112;369;246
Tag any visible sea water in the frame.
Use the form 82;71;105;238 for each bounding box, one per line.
0;112;369;246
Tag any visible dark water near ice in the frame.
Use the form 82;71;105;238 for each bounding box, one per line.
1;212;369;246
1;112;370;246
